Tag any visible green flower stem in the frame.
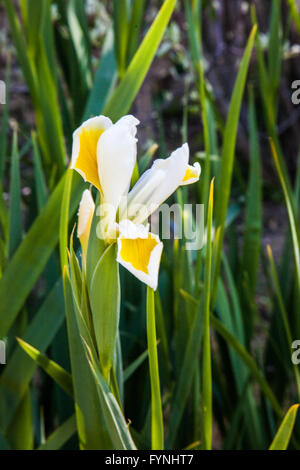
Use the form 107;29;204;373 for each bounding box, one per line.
147;287;164;450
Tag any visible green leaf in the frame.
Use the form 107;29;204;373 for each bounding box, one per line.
287;0;300;35
201;180;214;450
266;245;300;400
32;131;48;211
167;290;205;448
147;287;164;450
104;0;177;120
123;348;149;382
66;0;92;92
268;0;282;105
4;0;66;176
211;314;283;417
212;25;257;304
16;338;73;398
0;280;65;430
241;88;262;295
126;0;147;63
59;169;73;271
0;428;10;450
269;139;300;294
90;243;120;380
83;30;117;120
84;340;136;450
0;172;83;339
0;55;11;181
38;414;77;450
63;269;113;449
113;0;129;79
8;131;22;258
269;404;299;450
6;391;33;450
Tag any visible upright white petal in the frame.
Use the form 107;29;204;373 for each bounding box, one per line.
70;116;112;191
125;143;189;224
77;189;95;261
97;116;139;218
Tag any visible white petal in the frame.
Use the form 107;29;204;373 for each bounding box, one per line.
125;143;189;224
77;189;95;260
97;116;139;224
71;116;113;187
77;189;95;237
181;162;201;186
116;220;163;291
115;115;139;137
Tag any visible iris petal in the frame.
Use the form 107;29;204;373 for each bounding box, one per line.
181;162;201;186
116;220;163;290
71;116;112;191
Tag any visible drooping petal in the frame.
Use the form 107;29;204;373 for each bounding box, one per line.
124;143;189;224
77;189;95;260
116;220;163;291
97;115;139;227
181;162;201;186
71;116;112;191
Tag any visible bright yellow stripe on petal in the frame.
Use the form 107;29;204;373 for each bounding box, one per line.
75;128;104;191
182;166;198;183
120;235;158;274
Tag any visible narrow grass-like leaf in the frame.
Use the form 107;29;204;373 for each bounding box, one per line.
201;180;214;450
66;0;92;91
113;0;129;79
241;88;262;296
8;131;22;258
269;404;299;450
0;280;65;430
268;0;282;108
287;0;300;35
84;340;136;450
60;169;73;271
267;245;300;400
147;287;164;450
212;25;257;305
0;55;11;181
269;139;300;294
83;30;117;120
0;172;83;338
211;314;282;417
123;348;149;382
32;132;48;211
63;268;113;449
126;0;146;63
16;338;73;398
38;414;77;450
167;290;205;448
104;0;177;120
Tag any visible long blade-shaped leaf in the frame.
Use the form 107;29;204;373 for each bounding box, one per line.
104;0;177;120
212;26;257;304
38;414;77;450
16;338;73;398
269;405;299;450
